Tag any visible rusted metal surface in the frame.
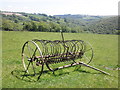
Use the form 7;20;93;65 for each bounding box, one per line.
21;31;110;80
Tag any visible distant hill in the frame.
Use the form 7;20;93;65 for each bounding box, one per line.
1;11;119;34
54;14;104;21
86;16;118;34
55;14;118;34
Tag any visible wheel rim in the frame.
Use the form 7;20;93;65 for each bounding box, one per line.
22;40;43;77
81;41;94;64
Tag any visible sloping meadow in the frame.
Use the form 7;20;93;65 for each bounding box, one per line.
2;31;118;88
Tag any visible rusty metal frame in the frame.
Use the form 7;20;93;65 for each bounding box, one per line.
21;31;110;81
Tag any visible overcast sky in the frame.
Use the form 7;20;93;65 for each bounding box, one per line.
0;0;119;15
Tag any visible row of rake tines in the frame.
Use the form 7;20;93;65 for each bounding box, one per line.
33;39;86;64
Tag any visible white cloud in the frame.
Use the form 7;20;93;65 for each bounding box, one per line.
1;0;119;15
8;5;13;8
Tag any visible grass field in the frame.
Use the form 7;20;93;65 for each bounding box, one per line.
2;31;118;88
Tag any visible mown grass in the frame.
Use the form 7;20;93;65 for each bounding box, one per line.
2;31;118;88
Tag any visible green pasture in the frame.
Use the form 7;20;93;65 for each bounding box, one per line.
2;31;118;88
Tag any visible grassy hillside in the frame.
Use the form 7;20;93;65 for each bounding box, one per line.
1;11;119;34
55;14;118;34
2;31;118;88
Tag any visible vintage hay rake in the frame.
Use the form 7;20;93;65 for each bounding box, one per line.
21;31;110;80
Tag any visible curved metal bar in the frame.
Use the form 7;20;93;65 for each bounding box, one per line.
22;38;94;80
22;40;44;80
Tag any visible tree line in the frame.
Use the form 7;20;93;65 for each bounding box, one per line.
1;13;82;33
1;11;119;34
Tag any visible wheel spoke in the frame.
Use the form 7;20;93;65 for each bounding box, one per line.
23;54;29;59
32;47;37;58
22;40;43;80
83;54;90;62
31;62;36;75
27;43;34;57
25;61;31;73
85;48;92;52
27;43;32;58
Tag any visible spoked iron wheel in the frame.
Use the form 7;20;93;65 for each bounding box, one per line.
22;40;44;80
81;41;94;64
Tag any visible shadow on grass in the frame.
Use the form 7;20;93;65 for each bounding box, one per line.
11;67;102;82
11;69;51;82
